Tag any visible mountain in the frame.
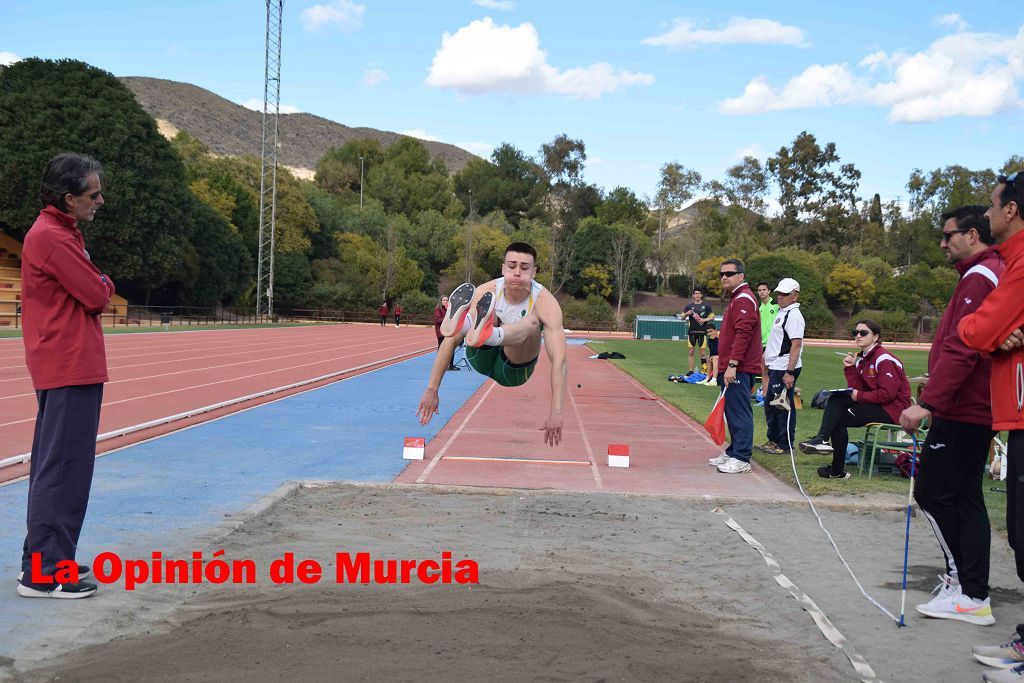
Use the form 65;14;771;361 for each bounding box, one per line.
119;77;480;179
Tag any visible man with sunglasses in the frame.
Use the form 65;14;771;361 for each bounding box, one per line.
707;259;761;474
957;171;1024;675
898;205;1001;626
17;153;115;599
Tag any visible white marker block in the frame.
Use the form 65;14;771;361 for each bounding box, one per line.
643;335;651;340
403;437;425;460
671;335;679;341
608;444;630;468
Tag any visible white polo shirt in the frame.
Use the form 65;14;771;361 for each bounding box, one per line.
764;302;805;371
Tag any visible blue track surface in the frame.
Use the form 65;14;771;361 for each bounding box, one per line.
0;351;485;658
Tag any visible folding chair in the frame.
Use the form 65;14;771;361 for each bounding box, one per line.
859;423;926;479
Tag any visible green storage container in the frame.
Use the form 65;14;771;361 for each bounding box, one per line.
633;315;687;340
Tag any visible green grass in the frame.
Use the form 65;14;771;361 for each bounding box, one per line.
589;339;1008;528
0;322;319;338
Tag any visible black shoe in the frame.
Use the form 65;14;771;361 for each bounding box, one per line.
799;436;834;454
817;465;851;480
684;371;695;378
17;579;97;599
18;562;91;583
446;365;460;372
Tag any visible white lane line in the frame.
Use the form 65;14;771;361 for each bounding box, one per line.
416;381;498;484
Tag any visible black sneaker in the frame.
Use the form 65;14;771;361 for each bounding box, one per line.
684;371;695;378
18;563;91;583
17;579;97;599
817;465;851;480
799;436;834;454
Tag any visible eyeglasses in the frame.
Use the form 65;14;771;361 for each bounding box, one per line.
852;329;872;338
719;271;739;278
940;228;971;243
77;190;103;200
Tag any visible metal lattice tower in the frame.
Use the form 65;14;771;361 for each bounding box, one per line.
256;0;283;319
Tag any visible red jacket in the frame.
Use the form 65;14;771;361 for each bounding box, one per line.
21;206;115;390
918;246;1003;426
393;305;403;316
717;282;761;374
378;304;388;316
959;226;1024;431
844;343;912;423
433;305;446;339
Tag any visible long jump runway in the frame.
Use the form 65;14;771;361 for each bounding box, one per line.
399;342;799;501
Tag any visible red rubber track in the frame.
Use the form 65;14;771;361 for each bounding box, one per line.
0;324;434;483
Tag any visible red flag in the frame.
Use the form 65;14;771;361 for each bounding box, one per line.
703;391;727;445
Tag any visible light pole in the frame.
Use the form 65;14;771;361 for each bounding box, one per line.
359;155;365;210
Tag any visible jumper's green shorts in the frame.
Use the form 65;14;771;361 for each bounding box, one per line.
466;345;538;387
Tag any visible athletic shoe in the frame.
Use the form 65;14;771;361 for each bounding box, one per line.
18;563;91;584
465;292;497;348
683;372;707;383
684;371;695;378
984;663;1024;682
707;452;730;467
976;634;1024;668
816;465;851;479
916;593;995;626
915;574;961;617
756;441;777;452
717;457;752;474
762;444;787;455
439;283;476;338
17;580;97;599
799;436;834;454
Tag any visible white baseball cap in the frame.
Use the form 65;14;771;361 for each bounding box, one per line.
774;277;800;293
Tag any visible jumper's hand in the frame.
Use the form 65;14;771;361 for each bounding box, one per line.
417;389;439;425
542;410;563;446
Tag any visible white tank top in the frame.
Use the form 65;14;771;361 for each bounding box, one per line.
494;277;544;325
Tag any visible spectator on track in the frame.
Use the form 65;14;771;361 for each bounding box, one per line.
433;295;458;372
393;303;403;328
798;319;911;479
378;302;388;327
18;153;115;599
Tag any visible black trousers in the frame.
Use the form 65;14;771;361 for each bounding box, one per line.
913;416;994;599
764;368;801;449
1007;432;1024;584
818;393;891;474
21;384;103;581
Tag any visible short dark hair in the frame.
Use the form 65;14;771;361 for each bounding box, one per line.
720;258;744;273
756;281;769;290
998;171;1023;220
940;204;994;245
505;242;538;263
854;318;882;337
692;287;703;295
39;152;103;213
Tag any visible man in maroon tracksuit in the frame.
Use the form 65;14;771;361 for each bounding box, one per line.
18;153;114;599
900;205;1002;626
707;259;762;474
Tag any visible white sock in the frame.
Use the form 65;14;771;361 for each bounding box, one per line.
460;314;473;336
483;326;505;346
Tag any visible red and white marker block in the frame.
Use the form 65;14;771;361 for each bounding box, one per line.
403;437;425;460
607;444;630;468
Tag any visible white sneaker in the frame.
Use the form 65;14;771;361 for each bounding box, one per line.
717;457;752;474
707;453;730;467
974;633;1024;668
918;588;994;626
984;663;1024;682
915;574;960;616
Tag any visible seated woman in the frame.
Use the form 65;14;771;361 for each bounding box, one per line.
798;319;911;479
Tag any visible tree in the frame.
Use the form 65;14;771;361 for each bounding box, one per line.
580;264;612;298
540;134;586;186
652;163;702;289
607;226;648;328
706;157;769;214
596;186;648;229
336;232;422;306
453;143;547;227
826;264;875;311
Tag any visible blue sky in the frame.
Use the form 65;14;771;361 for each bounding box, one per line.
3;1;1022;211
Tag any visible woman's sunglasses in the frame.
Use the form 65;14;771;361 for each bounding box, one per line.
852;329;871;338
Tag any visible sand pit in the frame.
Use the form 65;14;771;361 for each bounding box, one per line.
14;483;1024;682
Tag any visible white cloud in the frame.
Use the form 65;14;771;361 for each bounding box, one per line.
643;17;809;49
301;0;365;32
0;51;20;66
473;0;515;9
719;26;1024;122
459;141;494;158
734;144;763;160
426;17;654;99
361;68;388;87
241;98;301;114
936;13;968;31
401;129;440;142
